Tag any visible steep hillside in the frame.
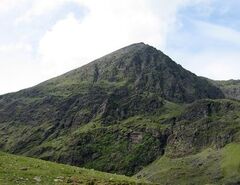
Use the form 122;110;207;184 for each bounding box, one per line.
137;143;240;185
213;80;240;100
0;43;224;176
137;99;240;184
0;152;151;185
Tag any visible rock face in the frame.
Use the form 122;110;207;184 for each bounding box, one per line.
166;99;240;158
136;99;240;185
0;43;232;179
212;80;240;100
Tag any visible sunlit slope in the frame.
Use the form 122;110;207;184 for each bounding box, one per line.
137;143;240;185
0;152;151;185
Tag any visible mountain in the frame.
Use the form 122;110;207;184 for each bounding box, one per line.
136;99;240;185
0;151;151;185
212;80;240;100
1;43;240;184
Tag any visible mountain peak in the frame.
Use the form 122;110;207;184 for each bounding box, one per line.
120;42;159;52
121;42;148;48
126;42;146;46
44;43;224;103
97;42;157;61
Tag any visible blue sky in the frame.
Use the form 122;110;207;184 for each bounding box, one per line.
165;0;240;80
0;0;239;94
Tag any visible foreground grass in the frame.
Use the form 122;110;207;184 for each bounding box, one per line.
137;143;240;185
0;152;151;185
221;143;240;182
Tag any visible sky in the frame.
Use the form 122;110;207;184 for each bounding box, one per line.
0;0;240;95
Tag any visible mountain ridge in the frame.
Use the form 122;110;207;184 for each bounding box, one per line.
0;43;240;184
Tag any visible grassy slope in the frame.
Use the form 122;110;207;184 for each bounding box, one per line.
0;101;184;176
135;99;240;185
0;152;151;185
211;79;240;100
136;143;240;185
2;98;240;185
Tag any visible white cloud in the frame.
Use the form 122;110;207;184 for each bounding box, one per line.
171;50;240;80
196;21;240;44
204;61;240;80
37;0;192;78
15;0;68;23
167;17;240;80
0;0;27;13
0;42;42;95
0;43;32;53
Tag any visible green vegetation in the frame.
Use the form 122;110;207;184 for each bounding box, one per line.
0;43;240;184
0;152;151;185
136;148;221;185
137;143;240;185
210;79;240;100
221;143;240;180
